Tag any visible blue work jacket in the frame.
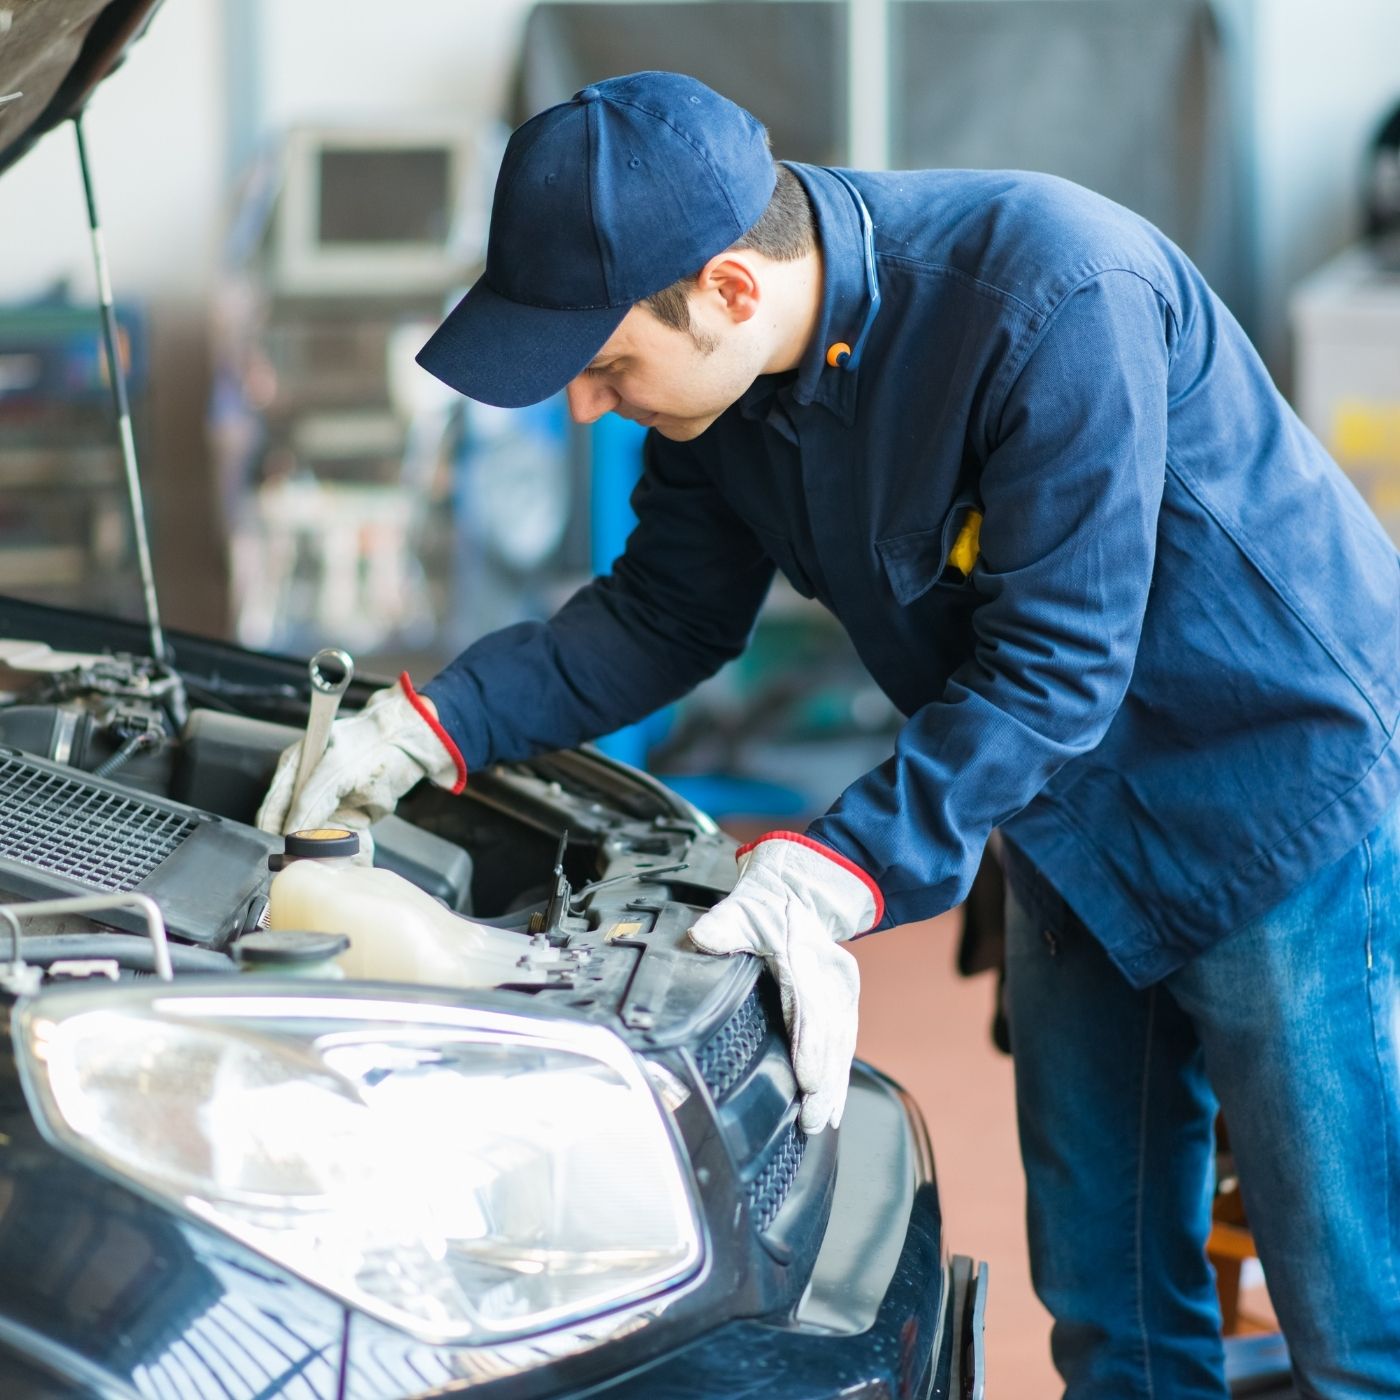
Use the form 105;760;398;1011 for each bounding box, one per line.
426;163;1400;987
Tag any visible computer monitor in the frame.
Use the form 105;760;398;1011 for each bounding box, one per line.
273;124;489;294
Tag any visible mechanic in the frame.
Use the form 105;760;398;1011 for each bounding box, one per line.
257;71;1400;1397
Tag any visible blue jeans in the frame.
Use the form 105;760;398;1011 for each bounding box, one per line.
1003;801;1400;1399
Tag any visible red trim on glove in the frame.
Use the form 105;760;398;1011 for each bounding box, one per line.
735;830;885;931
399;672;467;794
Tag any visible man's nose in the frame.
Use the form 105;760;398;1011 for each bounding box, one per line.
566;375;618;425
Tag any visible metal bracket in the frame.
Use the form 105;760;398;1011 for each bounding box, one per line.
0;893;173;986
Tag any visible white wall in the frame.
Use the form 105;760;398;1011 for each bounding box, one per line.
0;0;538;306
1245;0;1400;374
0;0;224;305
1;1;1397;396
247;0;533;136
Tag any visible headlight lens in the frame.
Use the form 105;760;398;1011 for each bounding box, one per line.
15;988;701;1343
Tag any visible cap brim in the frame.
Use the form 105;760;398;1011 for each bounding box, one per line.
416;278;630;409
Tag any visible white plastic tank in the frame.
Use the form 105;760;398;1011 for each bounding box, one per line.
265;828;540;987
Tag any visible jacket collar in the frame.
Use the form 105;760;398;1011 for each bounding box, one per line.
737;162;877;431
789;162;877;423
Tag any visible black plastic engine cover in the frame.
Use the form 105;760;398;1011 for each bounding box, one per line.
0;746;278;947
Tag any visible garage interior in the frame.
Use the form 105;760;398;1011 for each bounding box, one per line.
1;1;1398;1396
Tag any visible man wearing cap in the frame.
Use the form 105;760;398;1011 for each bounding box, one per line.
259;71;1400;1396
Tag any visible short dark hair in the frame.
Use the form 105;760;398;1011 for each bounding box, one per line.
643;162;815;342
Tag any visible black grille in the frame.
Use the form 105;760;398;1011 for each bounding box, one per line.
748;1120;807;1233
0;756;195;892
695;984;771;1101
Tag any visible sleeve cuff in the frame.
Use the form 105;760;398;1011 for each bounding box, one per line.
735;829;886;930
399;672;467;794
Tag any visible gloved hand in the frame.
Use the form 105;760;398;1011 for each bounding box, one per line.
256;673;465;839
688;833;883;1133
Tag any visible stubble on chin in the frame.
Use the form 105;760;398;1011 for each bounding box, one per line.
651;421;689;442
652;413;721;443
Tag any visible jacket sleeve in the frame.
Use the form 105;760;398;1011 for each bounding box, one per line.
807;270;1174;925
422;432;775;770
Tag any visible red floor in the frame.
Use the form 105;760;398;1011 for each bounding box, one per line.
852;913;1060;1396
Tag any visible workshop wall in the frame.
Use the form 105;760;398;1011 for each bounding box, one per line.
0;0;223;303
0;0;227;632
227;0;533;167
0;0;540;637
1;0;1398;638
4;0;1397;330
1238;0;1400;379
0;0;532;304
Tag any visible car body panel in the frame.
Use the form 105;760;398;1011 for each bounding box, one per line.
0;1018;966;1399
0;1009;345;1398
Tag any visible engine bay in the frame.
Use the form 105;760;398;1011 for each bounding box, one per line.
0;628;823;1288
0;638;740;1025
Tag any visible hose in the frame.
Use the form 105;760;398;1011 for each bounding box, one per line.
11;936;235;976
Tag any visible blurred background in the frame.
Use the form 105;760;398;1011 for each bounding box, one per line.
1;1;1397;1389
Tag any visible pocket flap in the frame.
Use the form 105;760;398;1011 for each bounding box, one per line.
876;526;946;606
877;498;982;606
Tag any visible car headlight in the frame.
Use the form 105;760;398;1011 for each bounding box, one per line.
14;986;702;1344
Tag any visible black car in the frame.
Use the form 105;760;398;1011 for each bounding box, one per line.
0;5;984;1397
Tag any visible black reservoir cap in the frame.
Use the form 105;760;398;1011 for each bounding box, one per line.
235;930;351;967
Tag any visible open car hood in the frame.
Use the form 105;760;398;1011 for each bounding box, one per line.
0;0;161;176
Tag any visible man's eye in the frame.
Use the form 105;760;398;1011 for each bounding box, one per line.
583;363;614;379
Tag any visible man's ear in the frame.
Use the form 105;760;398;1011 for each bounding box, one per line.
695;253;761;324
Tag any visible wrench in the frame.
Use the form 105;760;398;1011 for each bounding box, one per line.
289;647;354;820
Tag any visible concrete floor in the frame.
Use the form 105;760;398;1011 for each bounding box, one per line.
850;912;1060;1395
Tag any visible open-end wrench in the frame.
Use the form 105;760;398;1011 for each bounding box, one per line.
289;647;354;819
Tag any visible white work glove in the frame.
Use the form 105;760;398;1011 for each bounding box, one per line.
688;833;883;1134
256;674;465;839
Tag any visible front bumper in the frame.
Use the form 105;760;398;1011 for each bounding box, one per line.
562;1061;988;1400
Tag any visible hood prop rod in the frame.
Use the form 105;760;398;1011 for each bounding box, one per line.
72;112;167;666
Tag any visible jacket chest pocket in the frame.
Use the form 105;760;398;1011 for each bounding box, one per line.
876;499;983;606
751;524;818;600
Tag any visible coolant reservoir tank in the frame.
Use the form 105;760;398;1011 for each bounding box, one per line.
266;828;536;987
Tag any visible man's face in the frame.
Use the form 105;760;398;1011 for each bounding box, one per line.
564;298;768;442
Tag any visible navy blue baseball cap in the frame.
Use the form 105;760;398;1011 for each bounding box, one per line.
416;71;777;408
